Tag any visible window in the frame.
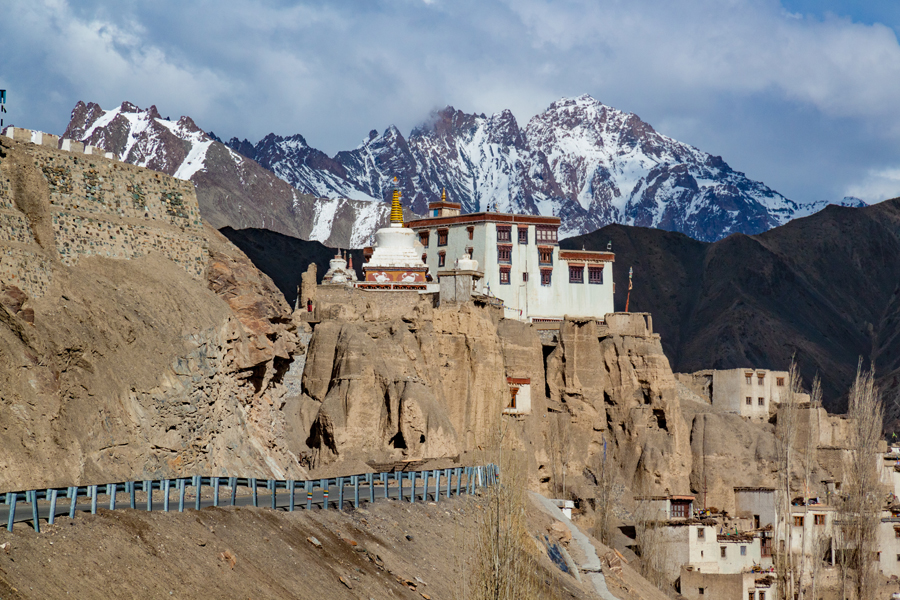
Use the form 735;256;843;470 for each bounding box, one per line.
814;514;825;525
777;377;785;387
540;269;552;286
466;247;473;257
536;226;558;243
569;265;584;283
438;251;446;267
762;537;772;557
749;593;756;600
588;266;603;284
720;546;727;558
508;386;518;409
422;253;427;262
518;226;528;244
466;226;474;240
896;554;900;561
878;552;882;561
699;589;704;596
497;245;511;263
522;272;528;282
759;592;765;600
746;396;752;405
740;545;747;556
671;502;689;518
895;527;900;538
793;516;804;527
438;229;448;246
745;373;753;384
499;267;510;285
758;397;764;406
538;248;553;265
758;374;765;385
697;528;705;540
419;231;430;247
497;226;511;243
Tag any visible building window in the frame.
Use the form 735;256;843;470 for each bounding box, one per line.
895;527;900;538
758;374;765;385
758;592;765;600
569;265;584;283
508;386;518;409
746;396;752;406
588;266;603;284
536;226;558;243
538;248;553;265
438;229;448;246
523;272;528;282
671;502;689;519
467;226;474;240
777;377;785;387
419;231;430;247
740;545;747;556
720;546;726;558
745;373;753;384
749;593;755;600
499;267;510;285
422;253;427;263
761;537;772;557
697;528;705;540
438;252;446;267
497;226;511;243
878;551;882;561
541;269;552;286
793;516;804;527
758;397;765;406
466;247;473;257
699;589;704;596
518;226;528;244
498;245;512;263
814;514;825;525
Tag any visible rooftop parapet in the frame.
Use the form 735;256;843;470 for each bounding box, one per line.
3;127;117;160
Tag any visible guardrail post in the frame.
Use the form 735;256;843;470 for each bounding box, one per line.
321;479;329;510
28;490;39;532
410;472;416;504
212;477;219;507
48;488;58;525
422;471;429;502
107;483;116;510
288;480;295;512
444;469;450;499
353;476;359;509
6;492;16;531
68;487;77;519
143;481;151;512
163;479;171;512
268;480;276;510
337;477;344;511
251;478;258;507
455;468;461;496
433;470;440;502
178;479;186;512
194;476;202;511
367;473;374;504
382;472;388;499
229;477;237;506
306;480;312;511
89;485;98;514
397;472;403;502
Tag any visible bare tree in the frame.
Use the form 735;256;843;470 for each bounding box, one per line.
471;423;544;600
592;433;617;546
774;361;802;600
796;375;822;599
633;497;672;593
838;360;883;600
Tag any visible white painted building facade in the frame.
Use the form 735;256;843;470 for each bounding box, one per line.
407;207;614;321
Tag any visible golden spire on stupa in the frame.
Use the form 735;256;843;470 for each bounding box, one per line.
389;176;403;226
441;188;447;202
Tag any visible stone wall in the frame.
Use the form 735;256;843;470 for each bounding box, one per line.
0;131;206;298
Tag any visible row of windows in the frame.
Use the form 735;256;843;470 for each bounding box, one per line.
792;514;827;526
499;268;552;286
419;225;558;248
745;397;766;406
744;374;787;386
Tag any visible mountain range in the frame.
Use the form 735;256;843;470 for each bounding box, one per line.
220;95;863;242
63;97;863;246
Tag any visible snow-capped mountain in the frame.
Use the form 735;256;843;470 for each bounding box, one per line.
225;95;817;242
790;196;868;219
63;101;390;248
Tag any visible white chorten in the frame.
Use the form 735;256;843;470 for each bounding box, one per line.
361;178;429;287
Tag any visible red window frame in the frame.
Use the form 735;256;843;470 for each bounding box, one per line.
499;267;511;285
497;226;511;243
540;269;552;286
588;266;603;284
497;245;512;263
569;265;584;283
437;229;448;246
438;251;446;267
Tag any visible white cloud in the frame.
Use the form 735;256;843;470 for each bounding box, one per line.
845;168;900;203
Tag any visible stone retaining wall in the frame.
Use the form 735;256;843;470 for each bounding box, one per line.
0;129;207;297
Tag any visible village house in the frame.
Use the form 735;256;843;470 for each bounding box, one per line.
677;368;791;420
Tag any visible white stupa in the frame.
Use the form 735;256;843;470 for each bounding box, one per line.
322;250;358;285
361;178;429;288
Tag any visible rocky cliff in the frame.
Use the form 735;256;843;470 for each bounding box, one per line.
0;134;305;490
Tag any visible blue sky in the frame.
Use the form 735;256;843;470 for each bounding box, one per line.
3;0;900;205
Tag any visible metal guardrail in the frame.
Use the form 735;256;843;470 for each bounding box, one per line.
1;464;499;532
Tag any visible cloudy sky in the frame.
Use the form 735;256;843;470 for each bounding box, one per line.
4;0;900;205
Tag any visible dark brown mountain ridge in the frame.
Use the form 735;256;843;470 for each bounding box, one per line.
562;198;900;416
